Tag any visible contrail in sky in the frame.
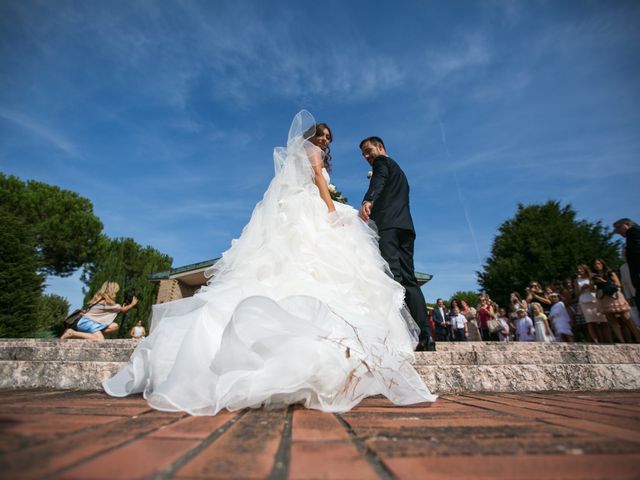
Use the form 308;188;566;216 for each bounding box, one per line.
437;117;482;266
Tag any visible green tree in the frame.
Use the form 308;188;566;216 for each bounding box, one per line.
0;206;43;337
0;173;103;276
450;291;481;309
34;294;70;338
478;201;619;307
82;236;172;337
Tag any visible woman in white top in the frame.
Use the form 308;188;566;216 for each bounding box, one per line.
548;293;574;342
574;264;609;343
530;302;554;342
61;281;138;341
130;320;146;339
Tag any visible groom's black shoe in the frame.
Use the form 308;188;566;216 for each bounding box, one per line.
416;336;436;352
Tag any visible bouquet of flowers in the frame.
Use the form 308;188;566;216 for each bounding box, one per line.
328;183;348;204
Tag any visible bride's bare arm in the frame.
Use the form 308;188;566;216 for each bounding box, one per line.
312;162;336;213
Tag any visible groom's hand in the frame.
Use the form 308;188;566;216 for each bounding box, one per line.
359;201;372;221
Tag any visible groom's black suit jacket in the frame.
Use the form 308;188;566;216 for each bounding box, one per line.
362;155;415;233
626;225;640;289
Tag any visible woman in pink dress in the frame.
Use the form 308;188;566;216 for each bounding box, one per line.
593;259;639;343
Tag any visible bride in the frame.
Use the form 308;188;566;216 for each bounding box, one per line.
103;111;437;414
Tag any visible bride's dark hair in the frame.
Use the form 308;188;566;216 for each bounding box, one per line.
305;123;333;172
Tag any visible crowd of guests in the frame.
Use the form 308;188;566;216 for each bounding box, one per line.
427;217;640;344
428;258;639;344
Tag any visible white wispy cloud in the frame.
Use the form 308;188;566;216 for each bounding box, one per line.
0;109;80;158
424;33;491;81
75;2;408;108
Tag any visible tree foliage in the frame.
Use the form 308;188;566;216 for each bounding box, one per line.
0;205;43;337
478;201;620;307
82;236;172;337
0;173;103;276
34;294;70;338
450;291;481;309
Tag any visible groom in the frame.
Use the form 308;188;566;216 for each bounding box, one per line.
358;136;436;352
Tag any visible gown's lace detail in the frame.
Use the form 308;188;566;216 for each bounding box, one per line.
103;111;436;415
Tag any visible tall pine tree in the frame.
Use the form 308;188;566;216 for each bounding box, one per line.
0;207;43;337
0;173;103;276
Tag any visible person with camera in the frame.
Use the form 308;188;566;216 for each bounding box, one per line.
592;259;638;343
61;281;138;341
525;282;552;311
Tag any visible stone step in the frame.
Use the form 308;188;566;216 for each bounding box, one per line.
1;340;639;393
3;360;639;393
1;340;639;364
416;363;640;393
1;360;123;390
0;344;134;362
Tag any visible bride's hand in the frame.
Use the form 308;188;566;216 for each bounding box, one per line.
328;210;342;227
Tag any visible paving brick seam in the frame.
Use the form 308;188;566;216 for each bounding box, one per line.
334;412;394;480
449;394;640;445
498;393;640;421
464;393;640;431
528;393;640;414
0;414;129;456
152;410;246;480
35;409;189;479
267;405;294;480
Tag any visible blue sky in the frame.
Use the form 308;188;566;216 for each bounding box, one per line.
1;0;639;309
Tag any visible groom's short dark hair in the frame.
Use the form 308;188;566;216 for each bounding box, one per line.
359;136;385;149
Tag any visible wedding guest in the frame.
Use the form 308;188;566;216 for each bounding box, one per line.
450;306;468;341
497;308;511;342
620;249;640;328
561;277;586;341
130;320;146;339
432;298;450;342
61;282;138;341
425;305;438;341
459;300;471;316
613;218;640;311
593;258;639;343
514;309;535;342
574;264;609;343
509;292;527;319
548;293;574;342
448;299;460;340
476;298;493;341
530;302;554;342
525;281;552;310
465;308;482;341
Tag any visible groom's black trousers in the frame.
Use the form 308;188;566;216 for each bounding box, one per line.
378;228;430;341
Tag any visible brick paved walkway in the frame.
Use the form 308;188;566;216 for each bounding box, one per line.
0;390;639;479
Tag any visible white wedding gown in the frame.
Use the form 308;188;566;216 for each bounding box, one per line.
103;111;436;415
